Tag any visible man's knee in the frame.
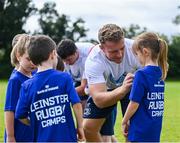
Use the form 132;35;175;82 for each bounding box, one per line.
83;118;105;133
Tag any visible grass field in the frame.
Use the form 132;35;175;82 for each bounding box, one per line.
0;80;180;141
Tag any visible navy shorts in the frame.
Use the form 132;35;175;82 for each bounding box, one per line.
100;92;130;135
100;106;117;135
74;81;89;101
120;93;130;116
83;97;116;135
79;95;89;101
83;97;116;118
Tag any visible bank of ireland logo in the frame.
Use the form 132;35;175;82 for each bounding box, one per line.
84;103;91;116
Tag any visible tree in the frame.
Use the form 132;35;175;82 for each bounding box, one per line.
123;24;147;39
0;0;36;78
168;35;180;78
173;6;180;25
37;2;88;43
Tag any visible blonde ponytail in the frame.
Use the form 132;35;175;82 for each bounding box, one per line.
158;39;168;80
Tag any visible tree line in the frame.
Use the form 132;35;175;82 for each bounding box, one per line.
0;0;179;79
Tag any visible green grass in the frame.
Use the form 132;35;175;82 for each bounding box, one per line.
0;81;180;141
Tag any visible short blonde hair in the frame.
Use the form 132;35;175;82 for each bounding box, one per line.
10;34;30;66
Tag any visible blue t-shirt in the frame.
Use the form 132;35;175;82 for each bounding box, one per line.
4;70;33;142
128;66;164;142
15;69;80;142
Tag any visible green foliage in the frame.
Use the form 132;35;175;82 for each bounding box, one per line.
0;1;88;78
168;35;180;77
123;24;147;39
0;0;36;78
173;6;180;25
36;2;88;43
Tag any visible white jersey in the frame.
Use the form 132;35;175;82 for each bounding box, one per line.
65;42;95;82
85;38;141;90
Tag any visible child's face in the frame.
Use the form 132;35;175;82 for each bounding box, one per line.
135;50;145;66
18;52;37;73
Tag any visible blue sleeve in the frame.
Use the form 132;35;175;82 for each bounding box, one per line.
129;71;146;103
15;84;30;119
4;79;21;112
66;75;80;105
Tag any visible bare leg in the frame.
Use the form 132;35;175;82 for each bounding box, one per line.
111;135;118;142
83;118;105;142
102;135;111;142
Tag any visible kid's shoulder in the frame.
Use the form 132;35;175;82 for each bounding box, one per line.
8;71;21;83
52;70;72;80
21;77;34;89
134;68;147;81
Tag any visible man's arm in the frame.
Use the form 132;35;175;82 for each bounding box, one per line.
89;73;134;108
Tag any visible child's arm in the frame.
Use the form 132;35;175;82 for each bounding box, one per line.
19;118;30;126
72;103;85;142
4;111;16;142
122;101;139;137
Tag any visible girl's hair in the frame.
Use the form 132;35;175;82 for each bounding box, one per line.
133;32;168;80
10;34;29;66
56;56;65;71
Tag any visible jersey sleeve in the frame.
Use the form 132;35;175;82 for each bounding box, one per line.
129;71;146;103
66;74;81;105
85;58;106;85
4;79;21;112
15;84;30;119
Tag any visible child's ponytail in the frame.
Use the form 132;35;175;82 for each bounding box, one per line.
158;39;168;80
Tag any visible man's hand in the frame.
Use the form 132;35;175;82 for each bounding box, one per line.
121;73;134;94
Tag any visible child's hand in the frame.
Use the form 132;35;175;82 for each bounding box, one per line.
7;135;16;143
77;127;85;142
121;120;129;137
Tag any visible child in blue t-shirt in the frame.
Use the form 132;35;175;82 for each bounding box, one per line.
15;35;85;142
122;32;168;142
4;34;36;142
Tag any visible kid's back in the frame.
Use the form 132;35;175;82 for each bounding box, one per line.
16;69;80;141
15;35;81;142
